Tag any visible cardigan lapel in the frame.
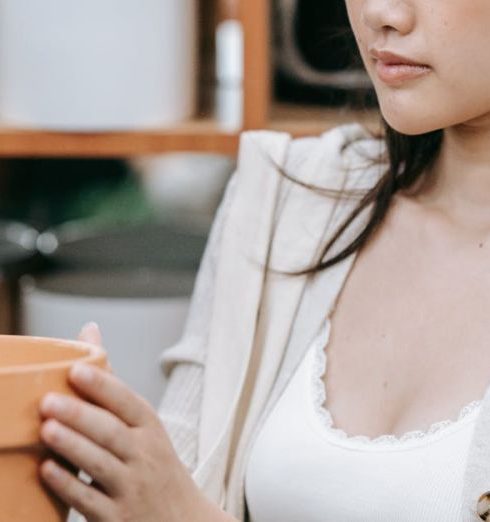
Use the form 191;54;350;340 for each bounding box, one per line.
192;131;292;501
230;122;361;423
260;126;387;429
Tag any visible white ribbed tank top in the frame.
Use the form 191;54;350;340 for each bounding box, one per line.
244;319;482;521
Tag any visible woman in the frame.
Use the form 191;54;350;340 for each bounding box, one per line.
37;0;490;520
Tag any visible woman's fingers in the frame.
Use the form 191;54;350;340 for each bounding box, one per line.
40;418;126;496
40;459;113;522
40;393;133;462
68;363;155;428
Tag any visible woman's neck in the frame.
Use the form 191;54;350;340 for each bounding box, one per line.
404;122;490;236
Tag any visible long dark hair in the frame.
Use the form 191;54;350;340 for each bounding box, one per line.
270;119;443;276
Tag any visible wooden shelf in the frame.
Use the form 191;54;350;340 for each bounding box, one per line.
0;116;239;158
0;104;382;158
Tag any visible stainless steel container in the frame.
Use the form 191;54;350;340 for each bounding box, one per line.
36;220;208;272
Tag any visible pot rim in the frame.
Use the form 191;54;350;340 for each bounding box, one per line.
0;335;105;375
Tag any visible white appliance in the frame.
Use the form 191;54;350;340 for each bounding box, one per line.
0;0;198;130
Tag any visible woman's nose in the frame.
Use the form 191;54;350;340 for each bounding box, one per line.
361;0;415;35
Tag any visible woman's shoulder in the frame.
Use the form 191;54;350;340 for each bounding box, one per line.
238;121;387;189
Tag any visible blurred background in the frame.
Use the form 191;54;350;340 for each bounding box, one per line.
0;0;379;410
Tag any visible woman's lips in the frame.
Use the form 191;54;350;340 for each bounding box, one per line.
375;60;432;85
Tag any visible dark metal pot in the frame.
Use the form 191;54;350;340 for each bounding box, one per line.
36;220;208;272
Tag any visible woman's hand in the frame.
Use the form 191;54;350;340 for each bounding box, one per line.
38;322;212;522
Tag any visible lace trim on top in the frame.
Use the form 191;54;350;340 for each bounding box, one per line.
310;321;482;446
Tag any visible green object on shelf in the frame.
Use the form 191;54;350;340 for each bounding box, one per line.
0;158;154;231
68;177;154;228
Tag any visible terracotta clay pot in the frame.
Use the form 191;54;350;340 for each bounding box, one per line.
0;335;107;521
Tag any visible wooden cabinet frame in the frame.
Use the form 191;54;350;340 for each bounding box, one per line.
0;0;379;158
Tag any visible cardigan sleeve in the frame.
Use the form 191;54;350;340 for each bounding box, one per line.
156;168;239;474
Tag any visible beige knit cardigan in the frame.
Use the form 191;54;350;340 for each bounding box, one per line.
157;123;490;521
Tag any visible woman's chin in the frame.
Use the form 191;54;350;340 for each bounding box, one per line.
381;111;443;136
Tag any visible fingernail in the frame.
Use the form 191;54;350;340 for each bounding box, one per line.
82;321;99;333
42;460;60;479
43;419;61;439
41;393;66;414
71;363;93;383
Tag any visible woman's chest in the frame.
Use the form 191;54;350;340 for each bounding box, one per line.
245;322;478;522
321;201;490;440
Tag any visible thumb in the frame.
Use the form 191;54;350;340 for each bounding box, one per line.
78;321;103;347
